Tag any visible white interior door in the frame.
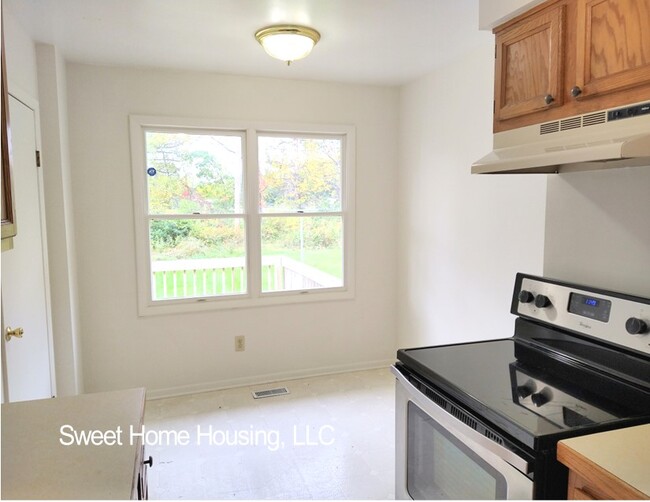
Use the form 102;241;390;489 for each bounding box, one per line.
1;94;55;402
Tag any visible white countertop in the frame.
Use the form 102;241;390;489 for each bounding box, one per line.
559;423;650;497
1;388;146;500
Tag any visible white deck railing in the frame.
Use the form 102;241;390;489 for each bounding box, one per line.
151;256;340;299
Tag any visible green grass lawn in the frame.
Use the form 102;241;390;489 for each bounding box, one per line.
262;247;342;278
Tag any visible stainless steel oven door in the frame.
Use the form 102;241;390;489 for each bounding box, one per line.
393;366;533;500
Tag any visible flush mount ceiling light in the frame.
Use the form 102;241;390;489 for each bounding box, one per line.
255;25;321;65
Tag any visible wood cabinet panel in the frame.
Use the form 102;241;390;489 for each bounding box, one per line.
1;13;17;251
576;0;650;98
493;0;650;132
495;4;565;121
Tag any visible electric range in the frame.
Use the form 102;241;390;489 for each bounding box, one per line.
393;272;650;499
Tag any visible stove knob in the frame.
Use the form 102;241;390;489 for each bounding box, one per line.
516;381;536;398
534;294;552;309
518;290;535;304
531;388;552;407
626;317;648;335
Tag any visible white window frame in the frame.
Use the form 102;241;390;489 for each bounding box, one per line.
129;115;355;316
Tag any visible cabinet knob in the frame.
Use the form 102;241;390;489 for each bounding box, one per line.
570;86;582;98
143;456;153;467
544;94;554;105
5;327;24;342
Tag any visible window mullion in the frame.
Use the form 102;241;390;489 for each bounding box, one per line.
245;128;262;298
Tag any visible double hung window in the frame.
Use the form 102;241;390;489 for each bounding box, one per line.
130;116;354;315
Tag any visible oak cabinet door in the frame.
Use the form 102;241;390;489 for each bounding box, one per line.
575;0;650;100
494;3;566;122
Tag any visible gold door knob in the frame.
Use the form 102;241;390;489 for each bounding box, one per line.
5;326;24;342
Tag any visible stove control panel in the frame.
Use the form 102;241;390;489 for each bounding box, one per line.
512;273;650;355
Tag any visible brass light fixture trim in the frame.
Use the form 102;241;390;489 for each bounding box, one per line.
254;25;321;65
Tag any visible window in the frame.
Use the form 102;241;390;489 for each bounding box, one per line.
130;116;355;315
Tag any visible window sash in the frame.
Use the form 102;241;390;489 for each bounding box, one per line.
148;216;248;301
257;132;344;214
260;214;345;293
143;128;246;217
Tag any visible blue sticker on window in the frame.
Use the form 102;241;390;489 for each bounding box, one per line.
147;167;157;176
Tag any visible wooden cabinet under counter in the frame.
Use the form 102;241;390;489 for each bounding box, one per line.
1;388;150;500
557;424;650;500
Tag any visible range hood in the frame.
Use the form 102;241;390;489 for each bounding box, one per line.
472;102;650;174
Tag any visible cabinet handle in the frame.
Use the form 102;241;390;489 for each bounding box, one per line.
143;456;153;467
5;327;24;342
544;94;554;105
571;86;582;98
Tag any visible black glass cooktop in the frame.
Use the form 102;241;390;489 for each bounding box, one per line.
397;331;650;450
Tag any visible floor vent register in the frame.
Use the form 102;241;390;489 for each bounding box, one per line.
251;387;290;399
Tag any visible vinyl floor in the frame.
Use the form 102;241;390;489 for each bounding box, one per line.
144;367;395;499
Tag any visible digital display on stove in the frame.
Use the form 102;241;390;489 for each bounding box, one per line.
568;293;611;322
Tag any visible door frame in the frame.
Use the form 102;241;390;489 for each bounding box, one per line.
1;81;57;401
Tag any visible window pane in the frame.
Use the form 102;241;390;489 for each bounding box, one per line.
149;218;246;300
258;136;342;213
261;216;343;292
146;131;244;215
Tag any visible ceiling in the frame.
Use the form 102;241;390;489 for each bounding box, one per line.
5;0;490;86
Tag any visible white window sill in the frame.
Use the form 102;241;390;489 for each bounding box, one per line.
137;287;355;317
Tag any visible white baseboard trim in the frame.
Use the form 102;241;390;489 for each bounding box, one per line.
146;358;395;401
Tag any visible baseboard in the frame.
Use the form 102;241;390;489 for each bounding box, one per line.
146;358;395;400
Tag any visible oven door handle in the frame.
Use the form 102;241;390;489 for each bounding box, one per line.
392;366;531;474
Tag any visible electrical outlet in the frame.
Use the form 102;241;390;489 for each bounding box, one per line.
235;336;245;352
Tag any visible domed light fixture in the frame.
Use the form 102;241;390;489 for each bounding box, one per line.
255;25;321;65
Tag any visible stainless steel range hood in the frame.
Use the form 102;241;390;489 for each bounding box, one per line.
472;102;650;174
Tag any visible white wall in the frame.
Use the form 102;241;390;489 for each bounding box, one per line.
35;44;83;396
544;166;650;297
3;9;83;396
397;37;547;349
2;7;38;99
65;64;399;396
478;0;545;29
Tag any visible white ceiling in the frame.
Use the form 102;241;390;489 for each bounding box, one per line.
5;0;490;86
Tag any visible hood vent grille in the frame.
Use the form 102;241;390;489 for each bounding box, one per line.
540;122;560;135
540;111;609;136
561;116;582;131
583;111;607;127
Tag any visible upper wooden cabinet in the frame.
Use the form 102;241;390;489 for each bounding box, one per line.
495;3;565;121
575;0;650;100
493;0;650;132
